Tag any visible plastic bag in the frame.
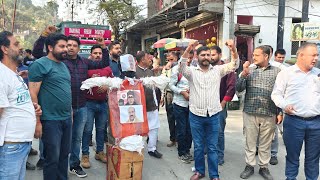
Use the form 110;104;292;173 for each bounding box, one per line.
119;135;144;154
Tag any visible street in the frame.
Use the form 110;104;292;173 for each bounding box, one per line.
26;108;306;180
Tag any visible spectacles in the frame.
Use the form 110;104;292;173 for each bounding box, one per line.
128;95;134;98
16;75;28;90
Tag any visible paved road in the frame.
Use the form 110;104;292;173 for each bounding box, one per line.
26;108;306;180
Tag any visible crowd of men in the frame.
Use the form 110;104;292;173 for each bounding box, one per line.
0;24;319;180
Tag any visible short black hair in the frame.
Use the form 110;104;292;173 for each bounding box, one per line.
45;33;68;53
25;49;32;54
256;45;271;58
127;91;134;97
197;46;210;55
265;45;273;54
167;51;178;58
136;51;146;63
109;40;120;50
0;31;13;60
274;49;286;56
210;46;222;54
67;35;81;46
90;45;102;54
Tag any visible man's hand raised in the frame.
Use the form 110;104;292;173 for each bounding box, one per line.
42;26;57;37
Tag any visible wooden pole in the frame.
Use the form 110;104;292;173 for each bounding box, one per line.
11;0;17;33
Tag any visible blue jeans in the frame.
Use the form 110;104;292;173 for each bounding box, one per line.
217;107;227;163
271;125;279;157
70;106;87;168
174;104;192;156
82;100;108;155
283;115;320;180
42;118;72;180
0;142;31;180
189;111;220;179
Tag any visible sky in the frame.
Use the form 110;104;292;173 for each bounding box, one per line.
31;0;148;25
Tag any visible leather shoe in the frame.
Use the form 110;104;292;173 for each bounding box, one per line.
148;150;162;158
190;172;205;180
26;161;36;170
167;141;176;147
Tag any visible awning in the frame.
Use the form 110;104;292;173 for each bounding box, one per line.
234;24;260;37
127;0;201;32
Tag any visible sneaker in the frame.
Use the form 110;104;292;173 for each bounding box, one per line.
190;172;205;180
26;161;36;170
69;166;87;178
259;167;273;180
36;159;45;170
179;155;191;164
240;165;254;179
148;150;163;159
81;155;91;168
29;148;38;156
269;156;278;165
95;151;107;163
186;152;194;161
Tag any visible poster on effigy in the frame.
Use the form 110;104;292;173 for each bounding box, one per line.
117;90;144;124
108;79;149;139
120;54;136;72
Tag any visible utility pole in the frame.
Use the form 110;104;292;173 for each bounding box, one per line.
229;0;235;39
301;0;309;22
71;2;74;21
11;0;17;33
276;0;285;49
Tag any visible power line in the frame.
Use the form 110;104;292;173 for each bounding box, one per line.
261;0;320;18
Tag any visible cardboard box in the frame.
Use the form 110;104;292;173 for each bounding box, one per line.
107;144;144;180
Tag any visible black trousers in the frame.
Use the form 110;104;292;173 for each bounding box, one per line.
165;91;176;141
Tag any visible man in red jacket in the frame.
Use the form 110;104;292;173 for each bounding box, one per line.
81;45;113;169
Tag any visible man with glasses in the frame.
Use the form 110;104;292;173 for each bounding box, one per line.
0;31;41;180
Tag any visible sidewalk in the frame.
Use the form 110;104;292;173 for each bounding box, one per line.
26;108;306;180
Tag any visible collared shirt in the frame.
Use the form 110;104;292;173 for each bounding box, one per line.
236;64;281;117
178;57;239;117
109;58;121;77
169;65;189;107
269;60;290;70
271;65;320;118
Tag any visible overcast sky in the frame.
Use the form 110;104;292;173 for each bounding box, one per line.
31;0;147;24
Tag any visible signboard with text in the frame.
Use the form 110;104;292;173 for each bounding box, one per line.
64;27;112;39
291;23;320;41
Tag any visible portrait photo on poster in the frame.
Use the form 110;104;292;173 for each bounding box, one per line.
117;90;142;106
119;105;144;124
120;54;136;72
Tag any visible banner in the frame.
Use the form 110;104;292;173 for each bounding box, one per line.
291;23;320;41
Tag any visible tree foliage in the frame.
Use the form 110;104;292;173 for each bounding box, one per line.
0;0;60;49
96;0;144;40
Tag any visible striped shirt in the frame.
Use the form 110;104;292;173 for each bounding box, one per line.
178;57;239;117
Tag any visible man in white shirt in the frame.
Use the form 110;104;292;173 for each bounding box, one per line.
271;42;320;180
179;40;239;180
0;31;41;180
169;55;192;164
